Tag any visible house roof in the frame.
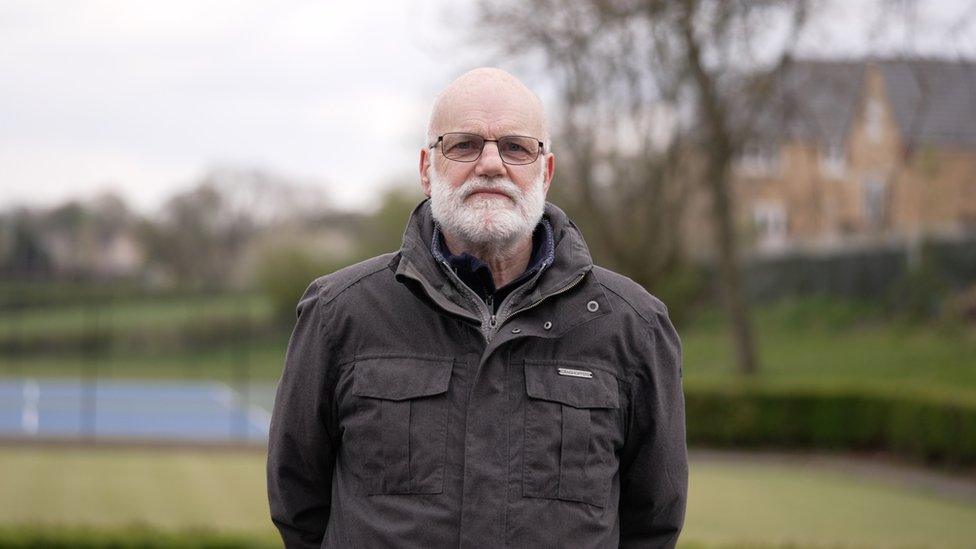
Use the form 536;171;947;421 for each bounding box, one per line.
750;58;976;148
760;60;865;145
881;58;976;148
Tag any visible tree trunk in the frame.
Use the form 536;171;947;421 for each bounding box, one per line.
679;0;759;375
707;157;759;376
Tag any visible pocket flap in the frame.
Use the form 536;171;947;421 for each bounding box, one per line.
353;356;453;401
524;361;619;409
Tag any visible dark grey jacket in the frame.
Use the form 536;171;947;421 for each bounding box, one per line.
267;200;688;548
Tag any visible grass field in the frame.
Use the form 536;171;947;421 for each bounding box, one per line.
3;295;974;399
0;335;287;382
2;446;975;548
681;298;976;401
0;294;272;337
1;446;278;543
686;455;976;548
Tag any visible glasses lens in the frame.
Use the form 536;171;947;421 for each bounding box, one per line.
441;133;484;162
497;136;540;165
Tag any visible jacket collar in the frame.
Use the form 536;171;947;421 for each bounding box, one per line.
392;198;595;320
430;218;553;304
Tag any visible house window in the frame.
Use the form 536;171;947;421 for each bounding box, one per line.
863;177;887;228
866;98;884;142
738;142;781;177
752;201;788;250
819;139;846;178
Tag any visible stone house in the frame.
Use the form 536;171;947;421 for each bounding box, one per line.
704;58;976;255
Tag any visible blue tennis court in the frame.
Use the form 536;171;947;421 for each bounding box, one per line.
0;378;274;443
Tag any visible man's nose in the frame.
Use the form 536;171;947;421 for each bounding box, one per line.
474;141;506;177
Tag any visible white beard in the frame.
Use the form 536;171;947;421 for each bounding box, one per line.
428;164;546;256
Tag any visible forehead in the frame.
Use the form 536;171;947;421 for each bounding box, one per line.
434;85;544;138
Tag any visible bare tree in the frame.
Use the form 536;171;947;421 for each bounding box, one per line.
140;167;334;288
472;2;702;331
474;0;811;375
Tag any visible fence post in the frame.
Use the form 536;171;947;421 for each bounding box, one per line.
81;297;100;441
233;292;251;441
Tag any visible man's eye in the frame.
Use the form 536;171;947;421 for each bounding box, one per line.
452;141;476;150
505;142;528;153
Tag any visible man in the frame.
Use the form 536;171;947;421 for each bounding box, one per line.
267;68;688;548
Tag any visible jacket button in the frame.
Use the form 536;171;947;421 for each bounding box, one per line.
511;327;521;334
543;321;552;330
586;300;599;312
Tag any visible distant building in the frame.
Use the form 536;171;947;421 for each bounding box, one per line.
696;58;976;255
42;226;145;279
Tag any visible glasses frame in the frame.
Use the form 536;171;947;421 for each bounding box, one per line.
428;132;545;165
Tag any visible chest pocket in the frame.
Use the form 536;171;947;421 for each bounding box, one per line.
350;356;454;495
522;360;620;508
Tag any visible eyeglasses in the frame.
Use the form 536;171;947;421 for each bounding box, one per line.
428;132;544;165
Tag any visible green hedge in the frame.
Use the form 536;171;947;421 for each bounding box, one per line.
0;526;276;549
0;283;230;311
685;383;976;466
0;527;808;549
0;317;284;357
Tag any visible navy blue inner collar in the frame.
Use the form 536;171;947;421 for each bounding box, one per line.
431;219;554;312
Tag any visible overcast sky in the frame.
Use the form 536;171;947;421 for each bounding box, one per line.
1;0;973;216
0;1;466;214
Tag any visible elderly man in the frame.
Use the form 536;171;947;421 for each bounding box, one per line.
267;68;688;548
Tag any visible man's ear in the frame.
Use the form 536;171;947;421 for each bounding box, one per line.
419;148;432;197
543;153;555;195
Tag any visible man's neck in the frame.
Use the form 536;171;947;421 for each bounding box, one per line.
440;231;534;289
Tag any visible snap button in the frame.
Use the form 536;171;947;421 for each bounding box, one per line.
511;327;521;334
543;321;552;330
586;300;599;312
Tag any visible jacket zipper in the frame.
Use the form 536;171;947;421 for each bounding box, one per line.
486;295;496;330
437;261;588;343
438;260;494;341
488;270;587;340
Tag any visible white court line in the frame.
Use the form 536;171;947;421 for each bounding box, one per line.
212;381;271;436
21;378;39;435
248;407;272;435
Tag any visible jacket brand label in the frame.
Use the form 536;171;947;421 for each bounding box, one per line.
557;367;593;379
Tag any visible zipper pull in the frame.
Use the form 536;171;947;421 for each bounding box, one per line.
486;294;499;329
486;294;497;328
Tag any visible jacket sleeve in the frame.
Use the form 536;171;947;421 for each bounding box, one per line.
618;306;688;548
267;280;339;548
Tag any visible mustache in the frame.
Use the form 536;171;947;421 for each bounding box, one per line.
460;178;520;200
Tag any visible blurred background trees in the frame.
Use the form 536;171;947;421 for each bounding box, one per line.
0;167;422;324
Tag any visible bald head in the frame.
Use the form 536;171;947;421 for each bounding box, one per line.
426;68;550;148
